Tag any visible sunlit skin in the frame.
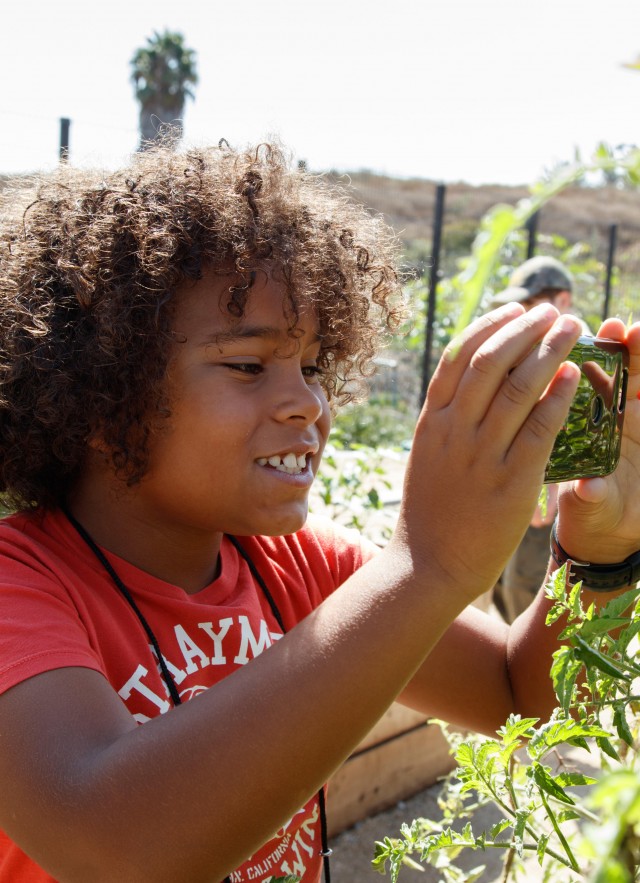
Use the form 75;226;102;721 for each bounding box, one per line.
69;270;331;593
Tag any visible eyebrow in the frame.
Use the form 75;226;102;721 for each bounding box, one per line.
202;325;322;347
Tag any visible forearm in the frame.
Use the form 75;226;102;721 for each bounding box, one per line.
2;544;471;882
507;552;635;722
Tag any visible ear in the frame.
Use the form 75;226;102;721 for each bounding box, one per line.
553;290;572;313
86;430;111;458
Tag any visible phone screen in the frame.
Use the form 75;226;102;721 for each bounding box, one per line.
544;336;629;483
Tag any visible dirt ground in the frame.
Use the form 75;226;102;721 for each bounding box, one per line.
328;741;598;883
328;778;506;883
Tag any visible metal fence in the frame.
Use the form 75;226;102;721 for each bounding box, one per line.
354;179;640;414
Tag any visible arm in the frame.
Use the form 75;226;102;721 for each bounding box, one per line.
401;316;640;733
0;303;585;882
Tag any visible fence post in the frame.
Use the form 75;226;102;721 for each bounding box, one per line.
419;183;446;408
603;223;617;321
59;117;71;162
526;211;539;259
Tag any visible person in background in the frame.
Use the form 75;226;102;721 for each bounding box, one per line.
491;255;591;622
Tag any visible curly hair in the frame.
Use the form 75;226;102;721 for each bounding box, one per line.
0;141;404;511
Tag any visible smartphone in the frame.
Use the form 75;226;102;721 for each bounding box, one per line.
544;336;629;483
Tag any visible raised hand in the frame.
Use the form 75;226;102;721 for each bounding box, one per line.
393;301;582;603
558;318;640;564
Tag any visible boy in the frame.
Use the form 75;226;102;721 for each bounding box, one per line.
0;141;638;883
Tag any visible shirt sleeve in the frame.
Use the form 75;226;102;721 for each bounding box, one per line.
0;540;104;696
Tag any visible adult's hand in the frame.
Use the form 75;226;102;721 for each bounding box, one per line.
557;318;640;564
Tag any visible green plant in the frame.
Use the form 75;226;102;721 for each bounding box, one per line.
372;567;640;882
330;396;415;450
310;440;398;544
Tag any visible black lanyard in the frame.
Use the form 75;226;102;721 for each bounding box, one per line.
63;508;332;883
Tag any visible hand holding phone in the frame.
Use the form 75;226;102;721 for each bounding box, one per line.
545;336;629;483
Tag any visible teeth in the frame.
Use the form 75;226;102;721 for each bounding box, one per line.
258;453;308;474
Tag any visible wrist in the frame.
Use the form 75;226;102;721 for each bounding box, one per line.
550;520;640;592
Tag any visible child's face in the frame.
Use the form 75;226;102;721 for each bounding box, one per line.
135;269;331;540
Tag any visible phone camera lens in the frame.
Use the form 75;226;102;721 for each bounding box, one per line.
590;394;604;426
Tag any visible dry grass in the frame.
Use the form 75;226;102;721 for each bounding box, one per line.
326;170;640;252
3;166;639;254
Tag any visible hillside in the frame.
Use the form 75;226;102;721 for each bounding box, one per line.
326;170;640;252
2;167;639;253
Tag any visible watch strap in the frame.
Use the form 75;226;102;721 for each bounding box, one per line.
550;521;640;592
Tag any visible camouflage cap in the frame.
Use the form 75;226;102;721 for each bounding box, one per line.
492;256;573;306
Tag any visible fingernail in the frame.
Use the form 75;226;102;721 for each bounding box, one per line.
555;315;581;333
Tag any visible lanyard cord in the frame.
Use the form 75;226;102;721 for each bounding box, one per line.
62;508;331;883
63;507;183;706
226;535;332;883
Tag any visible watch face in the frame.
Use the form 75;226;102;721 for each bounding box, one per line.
545;337;629;483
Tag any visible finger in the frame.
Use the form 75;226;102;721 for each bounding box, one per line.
597;317;627;341
425;302;524;411
447;303;562;428
461;308;582;439
624;322;640;398
504;359;581;471
597;320;640;396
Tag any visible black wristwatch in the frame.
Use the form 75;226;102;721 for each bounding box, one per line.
550;520;640;592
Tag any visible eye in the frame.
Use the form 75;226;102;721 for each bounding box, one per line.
227;362;263;375
302;365;323;381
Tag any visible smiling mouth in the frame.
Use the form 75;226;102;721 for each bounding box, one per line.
256;453;309;475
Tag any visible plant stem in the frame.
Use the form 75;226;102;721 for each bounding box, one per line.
538;790;580;872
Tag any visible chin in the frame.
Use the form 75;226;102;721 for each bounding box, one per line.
253;506;309;538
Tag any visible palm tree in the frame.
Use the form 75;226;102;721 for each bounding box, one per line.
130;30;198;149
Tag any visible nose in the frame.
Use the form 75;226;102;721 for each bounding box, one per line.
271;367;327;426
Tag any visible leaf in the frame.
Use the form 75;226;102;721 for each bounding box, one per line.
550;647;582;711
612;702;634;747
498;714;539;745
617;618;640;656
489;818;512;839
596;735;620;762
579;617;630;638
536;831;550;865
367;488;381;508
572;635;630;681
529;716;609;758
545;564;571;603
600;586;640;620
569;582;583;618
513;808;528;858
556;809;582;823
529;762;575;804
555;771;597;788
545;602;566;626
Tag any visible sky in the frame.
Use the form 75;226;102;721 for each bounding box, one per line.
1;0;639;186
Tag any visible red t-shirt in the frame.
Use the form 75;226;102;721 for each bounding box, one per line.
0;509;373;882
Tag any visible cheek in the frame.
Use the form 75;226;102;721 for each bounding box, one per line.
317;395;332;439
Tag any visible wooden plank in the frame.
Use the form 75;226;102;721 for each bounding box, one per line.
327;719;455;837
356;703;428;751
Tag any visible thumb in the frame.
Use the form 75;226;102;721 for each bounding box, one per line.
572;476;609;504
